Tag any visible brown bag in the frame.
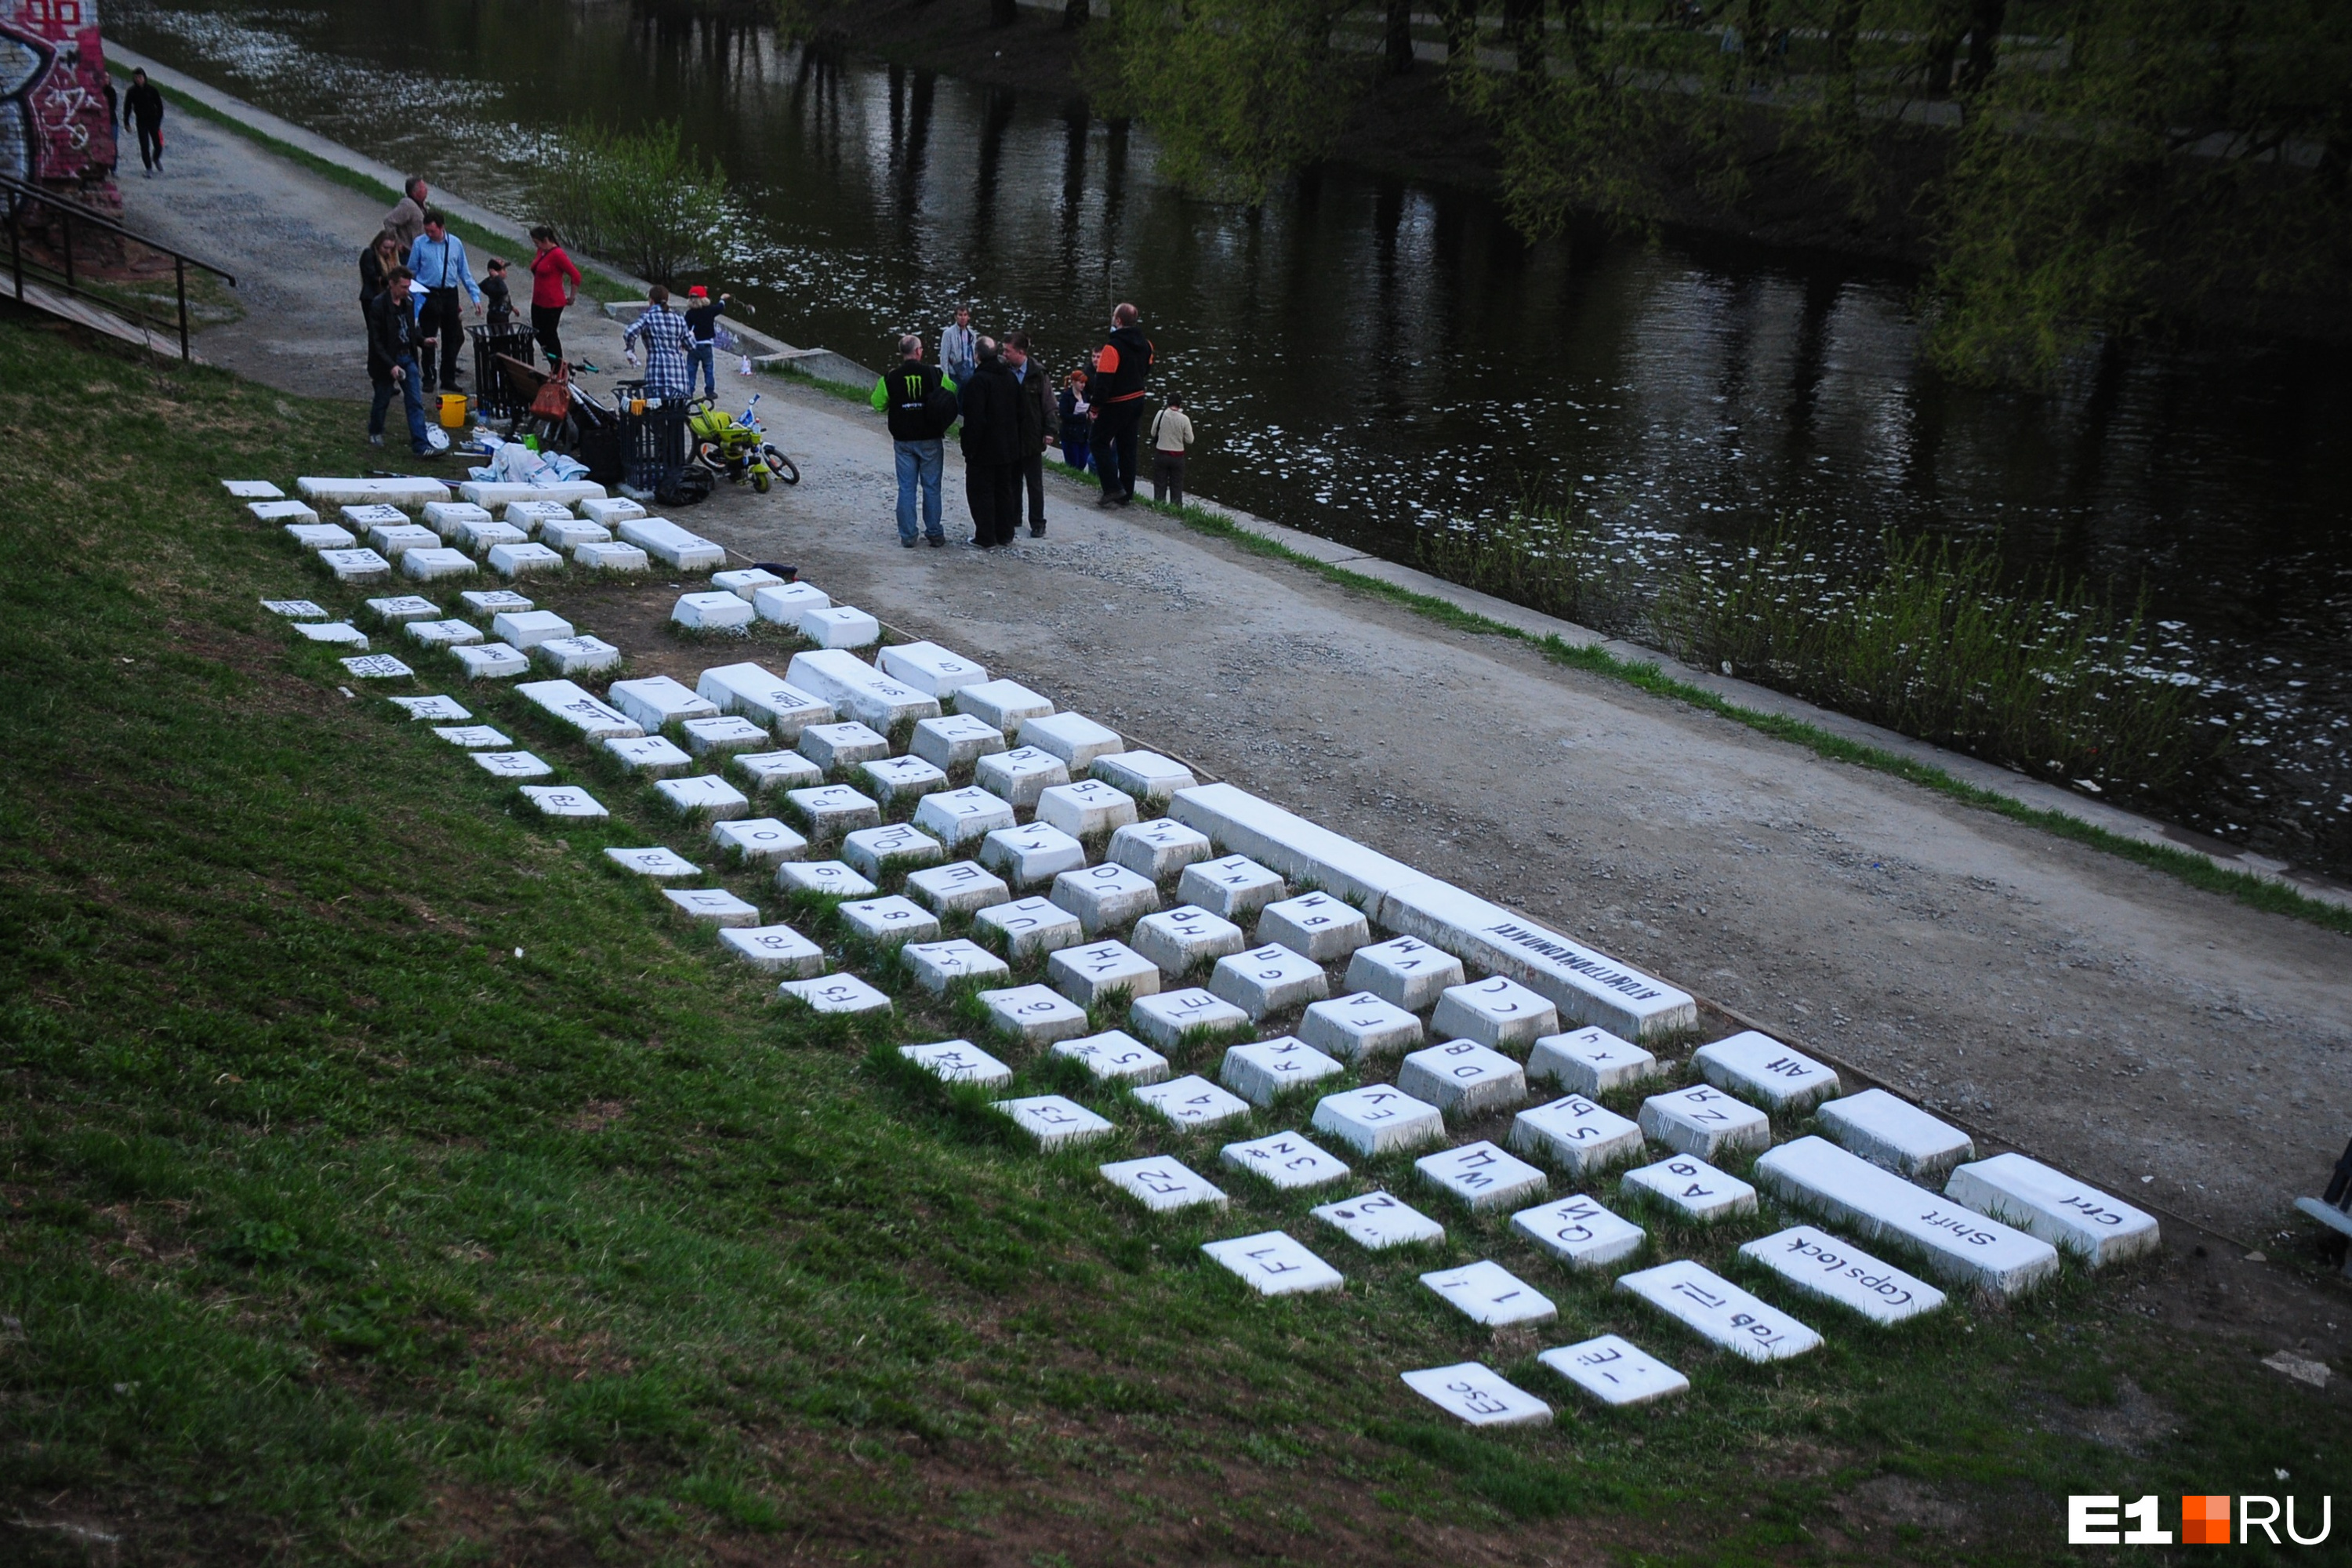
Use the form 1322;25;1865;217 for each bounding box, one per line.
529;362;573;421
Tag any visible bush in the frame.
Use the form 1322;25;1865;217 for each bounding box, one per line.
535;121;733;284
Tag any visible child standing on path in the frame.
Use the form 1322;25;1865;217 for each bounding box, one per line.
684;286;731;400
481;260;514;330
1149;394;1195;506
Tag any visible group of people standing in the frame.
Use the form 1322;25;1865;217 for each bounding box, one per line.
358;172;583;456
872;300;1196;550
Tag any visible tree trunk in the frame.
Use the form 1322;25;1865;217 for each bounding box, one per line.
1923;0;1967;96
1827;0;1862;122
1957;0;2007;98
1064;0;1089;30
1440;0;1477;64
1385;0;1414;76
1504;0;1541;75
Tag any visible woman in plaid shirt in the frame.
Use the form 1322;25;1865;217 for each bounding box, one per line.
623;286;693;398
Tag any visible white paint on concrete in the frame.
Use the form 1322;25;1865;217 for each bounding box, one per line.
1344;935;1465;1012
1207;943;1329;1019
775;860;878;899
432;724;509;748
1202;1232;1345;1297
1510;1094;1645;1178
322;547;395;584
300;475;449;506
750;580;829;623
573;542;649;572
1311;1084;1446;1157
292;620;367;648
1054;1029;1169;1085
1220;1036;1345;1107
471;750;551;779
953;677;1054;734
1175;855;1286;921
978;822;1087;889
913;786;1016;848
1512;1193;1644;1271
1399;1364;1552;1428
389;694;470;720
797;720;892;774
1417;1142;1548;1214
1050;862;1160;936
1944;1152;2160;1267
903;938;1011;995
1817;1089;1975;1182
262;597;329;619
339;654;412;679
1431;976;1560;1054
450;642;528;680
682;715;774;757
797;604;881;648
1128;988;1250;1048
979;983;1093;1045
974;746;1069;808
905;860;1011;916
877;641;986;698
995;1095;1116;1150
1100;1156;1225;1213
785;649;942;730
1693;1031;1842;1113
1622;1154;1759;1222
604;735;693;777
655;774;749;822
367;595;440;624
616;516;725;571
1616;1260;1822;1363
1396;1040;1528;1118
912;713;1008;771
712;566;787;601
532;635;622;677
673;591;754;632
1740;1226;1949;1324
837;894;942;947
858;754;949;805
1639;1084;1772;1161
841;822;945;877
711;817;809;867
1036;779;1140;839
1255;891;1371;964
518;679;643;740
735;750;823;793
1312;1190;1445;1250
900;1040;1014;1088
605;846;701;879
489;542;566;579
519;785;608;820
975;895;1083;959
1527;1028;1661;1097
367;522;440;560
1048;939;1163;1007
1537;1337;1688;1408
578;496;646;527
493;609;575;652
1090;750;1196;805
697;663;833;737
1130;904;1246;977
1422;1259;1559;1327
1108;818;1214;882
779;974;893;1015
786;783;883;837
607;674;717;730
663;887;762;927
539;519;610;550
1221;1132;1352;1192
459;590;532;616
1016;711;1123;768
1131;1073;1251;1130
1298;992;1422;1062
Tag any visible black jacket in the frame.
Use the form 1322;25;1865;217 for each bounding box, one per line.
1011;360;1051;453
957;356;1023;466
1092;323;1152;404
124;82;164;129
877;358;949;442
365;289;424;375
360;245;394;304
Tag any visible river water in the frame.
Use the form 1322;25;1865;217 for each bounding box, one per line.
112;0;2352;877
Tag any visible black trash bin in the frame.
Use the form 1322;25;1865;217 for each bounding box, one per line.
470;322;539;420
614;380;688;495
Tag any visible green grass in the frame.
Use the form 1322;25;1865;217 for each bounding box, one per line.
3;319;2347;1563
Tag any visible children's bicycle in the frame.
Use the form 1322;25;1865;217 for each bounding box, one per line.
688;394;799;493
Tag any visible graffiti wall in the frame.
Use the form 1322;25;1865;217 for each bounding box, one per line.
1;0;115;190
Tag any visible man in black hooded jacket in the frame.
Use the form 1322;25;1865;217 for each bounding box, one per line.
959;339;1025;547
1087;302;1153;506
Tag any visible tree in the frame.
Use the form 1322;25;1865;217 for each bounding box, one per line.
536;121;734;285
1385;0;1415;76
1065;0;1090;31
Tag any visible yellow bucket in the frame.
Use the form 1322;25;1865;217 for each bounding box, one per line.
437;391;468;429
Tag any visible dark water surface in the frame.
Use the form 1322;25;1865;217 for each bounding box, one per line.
113;0;2352;875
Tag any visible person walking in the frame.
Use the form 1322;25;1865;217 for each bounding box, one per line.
1088;302;1153;506
939;304;978;387
365;267;437;457
683;285;731;401
622;285;693;400
383;175;430;256
958;338;1024;549
405;211;481;392
122;68;164;176
1149;394;1195;506
1058;368;1094;474
1004;331;1054;539
868;333;956;550
527;226;581;367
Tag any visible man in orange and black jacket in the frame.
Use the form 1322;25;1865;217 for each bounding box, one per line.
1087;302;1153;506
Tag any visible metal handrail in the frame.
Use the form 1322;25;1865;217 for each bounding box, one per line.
0;169;237;361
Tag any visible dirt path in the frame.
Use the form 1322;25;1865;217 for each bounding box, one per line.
106;89;2352;1309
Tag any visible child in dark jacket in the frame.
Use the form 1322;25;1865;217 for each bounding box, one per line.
481;260;514;328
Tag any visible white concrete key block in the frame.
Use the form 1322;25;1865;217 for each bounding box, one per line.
1219;1036;1344;1107
432;724;510;748
292;621;368;648
1622;1154;1759;1223
422;500;492;538
877;640;987;697
840;822;944;878
1047;939;1163;1007
697;662;833;737
662;887;762;927
286;522;356;552
492;610;575;652
1165;782;1421;909
340;503;409;531
489;543;566;579
1108;818;1214;882
367;522;441;560
1512;1194;1645;1271
1221;1131;1351;1192
858;754;949;805
750;580;829;623
339;654;413;680
503;499;575;534
1343;935;1463;1012
222;479;283;499
1943;1152;2160;1267
673;591;754;633
786;649;942;730
388;694;470;720
1432;976;1560;1054
913;786;1016;848
779;974;893;1015
979;983;1092;1045
797;721;891;774
1054;1029;1169;1085
453;479;605;509
899;1040;1011;1087
797;604;880;648
973;746;1068;808
735;750;823;794
1509;1094;1645;1178
655;775;750;821
608;674;717;729
532;636;622;677
1130;905;1247;977
250;500;317;524
1202;1232;1345;1298
323;548;396;584
1754;1138;2057;1297
298;475;448;507
785;784;881;838
1421;1259;1558;1327
1298;992;1423;1062
1739;1226;1948;1325
262;597;329;619
681;715;774;757
410;618;485;650
1817;1088;1975;1182
539;519;610;550
1527;1027;1662;1097
903;939;1011;996
578;496;646;527
367;594;441;625
1207;944;1328;1019
470;750;550;779
710;817;808;867
711;567;787;601
518;785;607;821
904;860;1011;916
1049;862;1159;936
911;713;1007;771
1175;855;1286;922
450;642;528;680
1417;1142;1548;1214
1256;891;1372;964
995;1095;1115;1150
1036;779;1139;840
456;518;529;556
459;589;533;616
1131;1073;1251;1130
1399;1365;1552;1429
971;896;1081;963
1015;710;1123;769
1100;1156;1225;1213
774;860;877;900
1537;1337;1689;1409
604;735;693;777
1312;1190;1445;1250
605;846;701;879
978;822;1086;890
1639;1084;1771;1161
1090;750;1196;805
952;677;1054;734
837;894;941;947
518;679;642;740
1693;1030;1842;1113
1312;1084;1446;1157
1127;988;1250;1049
616;516;725;571
573;542;649;572
1397;1040;1528;1119
1616;1260;1822;1363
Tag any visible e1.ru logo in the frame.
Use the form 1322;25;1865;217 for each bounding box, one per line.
2071;1494;2334;1545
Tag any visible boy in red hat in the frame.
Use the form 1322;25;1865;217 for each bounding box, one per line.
683;285;732;400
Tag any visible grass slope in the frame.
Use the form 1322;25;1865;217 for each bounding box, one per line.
1;318;2343;1564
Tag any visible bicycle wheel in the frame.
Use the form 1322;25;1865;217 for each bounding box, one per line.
764;445;800;485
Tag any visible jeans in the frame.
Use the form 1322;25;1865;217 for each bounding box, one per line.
368;357;432;453
1152;452;1186;506
1091;398;1144;500
689;341;717;399
894;439;945;543
1058;425;1093;470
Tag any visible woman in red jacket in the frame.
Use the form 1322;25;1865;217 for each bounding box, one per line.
527;226;582;367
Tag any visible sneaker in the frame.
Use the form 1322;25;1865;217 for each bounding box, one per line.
926;535;946;548
368;434;384;447
901;537;917;549
1029;524;1046;538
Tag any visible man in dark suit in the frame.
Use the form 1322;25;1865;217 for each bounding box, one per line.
958;339;1025;549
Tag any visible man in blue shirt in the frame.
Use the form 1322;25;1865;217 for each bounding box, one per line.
404;210;481;394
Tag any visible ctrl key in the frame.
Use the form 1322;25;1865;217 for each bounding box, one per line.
1399;1363;1553;1429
